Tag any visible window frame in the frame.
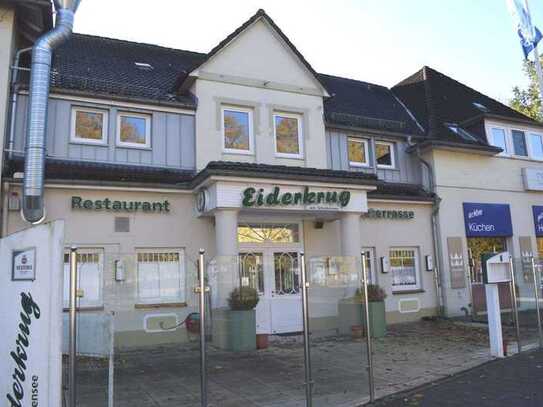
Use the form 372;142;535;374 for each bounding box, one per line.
116;112;152;149
221;106;255;155
70;107;109;146
63;247;104;309
510;128;529;157
135;248;186;305
489;126;510;156
389;247;421;292
273;112;304;159
375;141;396;169
528;132;543;161
348;137;370;168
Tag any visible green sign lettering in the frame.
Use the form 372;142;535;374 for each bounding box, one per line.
71;196;170;213
241;187;351;208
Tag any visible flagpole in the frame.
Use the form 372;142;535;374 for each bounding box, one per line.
524;0;543;117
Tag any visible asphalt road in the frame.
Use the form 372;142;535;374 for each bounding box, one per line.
369;348;543;407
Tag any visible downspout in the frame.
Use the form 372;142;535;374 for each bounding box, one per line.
409;137;446;316
7;47;32;160
22;0;81;224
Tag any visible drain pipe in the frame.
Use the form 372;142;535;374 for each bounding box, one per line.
408;137;446;316
7;47;32;160
22;0;81;224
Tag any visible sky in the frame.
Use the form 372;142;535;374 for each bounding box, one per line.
72;0;543;104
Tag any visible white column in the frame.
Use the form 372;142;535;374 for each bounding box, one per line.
214;209;239;257
213;209;239;307
340;212;362;259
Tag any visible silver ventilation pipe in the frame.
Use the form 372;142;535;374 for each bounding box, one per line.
22;0;81;224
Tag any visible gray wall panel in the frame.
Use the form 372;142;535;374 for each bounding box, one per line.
12;95;196;170
326;129;422;184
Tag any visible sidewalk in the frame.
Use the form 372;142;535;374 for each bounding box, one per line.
369;348;543;407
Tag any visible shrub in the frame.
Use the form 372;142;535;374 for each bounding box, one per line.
228;287;259;311
354;284;387;303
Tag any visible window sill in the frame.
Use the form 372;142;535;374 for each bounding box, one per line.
222;149;255;156
63;306;104;312
275;154;304;160
69;141;108;147
115;144;152;151
135;302;187;309
392;289;425;295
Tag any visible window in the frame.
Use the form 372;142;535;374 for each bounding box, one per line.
274;113;303;158
490;127;508;153
512;130;528;156
63;249;103;308
117;112;151;148
490;127;508;154
239;252;264;294
348;138;369;167
530;133;543;160
137;249;185;304
375;141;395;168
237;223;300;244
70;107;108;145
222;107;253;154
390;248;420;291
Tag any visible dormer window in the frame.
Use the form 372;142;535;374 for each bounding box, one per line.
70;107;108;145
348;138;369;167
375;141;395;169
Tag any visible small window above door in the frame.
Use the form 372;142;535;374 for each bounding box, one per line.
237;223;300;244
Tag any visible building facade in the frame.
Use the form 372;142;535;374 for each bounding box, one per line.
2;9;542;343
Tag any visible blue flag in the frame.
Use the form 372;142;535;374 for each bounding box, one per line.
507;0;543;59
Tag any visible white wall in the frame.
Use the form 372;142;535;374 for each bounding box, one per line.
430;148;543;316
191;17;328;170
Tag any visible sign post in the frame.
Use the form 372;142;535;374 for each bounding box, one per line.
0;221;65;407
482;251;511;358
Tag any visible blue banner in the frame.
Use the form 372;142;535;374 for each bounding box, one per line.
463;203;513;237
533;206;543;237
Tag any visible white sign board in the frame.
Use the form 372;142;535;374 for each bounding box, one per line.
522;167;543;191
0;221;65;407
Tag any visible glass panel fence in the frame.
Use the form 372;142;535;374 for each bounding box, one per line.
307;256;371;406
206;255;307;407
64;250;202;407
511;257;543;352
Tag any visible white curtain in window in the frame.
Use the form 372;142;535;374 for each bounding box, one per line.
137;251;184;303
63;251;102;308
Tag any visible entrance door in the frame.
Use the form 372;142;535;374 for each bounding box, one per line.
239;249;302;334
467;237;511;316
269;251;302;333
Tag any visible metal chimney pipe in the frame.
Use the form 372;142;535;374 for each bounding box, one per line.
22;0;80;224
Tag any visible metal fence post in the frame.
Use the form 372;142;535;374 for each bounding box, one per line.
361;252;375;402
198;249;208;407
300;252;313;407
530;257;543;348
68;246;78;407
509;256;521;353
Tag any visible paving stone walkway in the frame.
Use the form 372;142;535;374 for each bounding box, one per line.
67;319;539;407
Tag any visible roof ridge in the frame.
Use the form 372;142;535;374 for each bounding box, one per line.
318;73;389;90
70;32;207;57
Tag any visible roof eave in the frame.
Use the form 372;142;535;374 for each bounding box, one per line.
407;139;502;156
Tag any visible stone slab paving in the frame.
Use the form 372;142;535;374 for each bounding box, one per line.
65;319;540;407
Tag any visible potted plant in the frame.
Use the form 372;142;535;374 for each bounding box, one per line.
227;287;259;351
354;284;387;338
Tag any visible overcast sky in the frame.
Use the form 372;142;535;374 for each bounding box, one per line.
72;0;543;103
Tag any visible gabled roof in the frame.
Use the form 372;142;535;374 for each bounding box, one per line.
320;73;424;136
179;9;331;97
392;66;542;150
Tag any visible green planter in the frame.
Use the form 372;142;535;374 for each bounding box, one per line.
363;301;386;338
228;309;256;352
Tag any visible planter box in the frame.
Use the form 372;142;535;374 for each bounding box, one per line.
363;301;386;338
228;309;256;352
338;300;386;338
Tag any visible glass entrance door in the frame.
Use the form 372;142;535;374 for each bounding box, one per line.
467;237;511;317
270;251;302;333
